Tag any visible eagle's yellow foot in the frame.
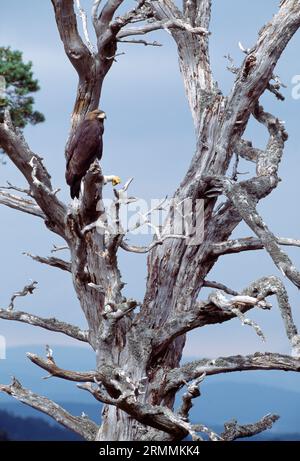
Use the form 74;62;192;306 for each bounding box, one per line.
103;175;122;186
112;176;121;186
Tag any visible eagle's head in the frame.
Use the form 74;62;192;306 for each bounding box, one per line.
87;109;107;121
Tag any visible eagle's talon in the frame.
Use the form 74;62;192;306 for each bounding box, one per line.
112;176;121;187
103;175;122;186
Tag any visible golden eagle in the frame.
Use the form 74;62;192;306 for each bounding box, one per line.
66;109;106;199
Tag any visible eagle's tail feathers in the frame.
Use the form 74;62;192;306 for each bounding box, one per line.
70;178;81;199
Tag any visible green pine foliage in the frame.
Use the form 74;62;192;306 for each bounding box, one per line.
0;47;45;128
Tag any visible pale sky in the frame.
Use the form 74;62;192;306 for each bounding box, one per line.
0;0;300;363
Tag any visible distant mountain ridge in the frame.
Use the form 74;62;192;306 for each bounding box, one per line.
2;381;300;436
0;408;299;441
0;409;81;441
1;346;300;437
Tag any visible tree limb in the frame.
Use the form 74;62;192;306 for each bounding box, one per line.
203;280;238;296
150;0;213;126
0;378;98;440
75;0;96;53
117;19;208;39
211;236;300;256
208;291;266;341
152;292;265;354
177;373;205;421
118;38;162;47
120;234;186;254
95;0;124;35
51;0;94;78
0;309;88;343
164;352;300;394
27;353;96;382
0;115;67;237
223;179;300;289
212;0;300;173
8;281;38;311
51;0;103;136
153;275;300;355
78;369;201;440
0;181;31;195
235;139;263;163
0;190;45;218
23;252;71;272
221;414;280;441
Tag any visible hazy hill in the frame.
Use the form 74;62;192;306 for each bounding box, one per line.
0;429;9;441
0;409;81;441
0;407;299;441
1;346;300;439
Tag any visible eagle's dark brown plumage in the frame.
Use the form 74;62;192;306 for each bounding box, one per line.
66;109;106;199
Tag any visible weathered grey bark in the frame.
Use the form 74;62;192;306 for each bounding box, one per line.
1;0;300;442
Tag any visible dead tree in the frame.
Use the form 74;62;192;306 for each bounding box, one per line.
1;0;300;441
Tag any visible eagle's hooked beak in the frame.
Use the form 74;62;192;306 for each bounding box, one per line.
98;113;107;120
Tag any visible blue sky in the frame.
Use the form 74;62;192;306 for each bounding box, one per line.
0;0;300;365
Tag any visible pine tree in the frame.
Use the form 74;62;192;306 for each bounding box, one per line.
0;47;44;129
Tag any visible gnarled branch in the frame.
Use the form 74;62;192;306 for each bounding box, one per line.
0;116;67;237
0;309;88;343
51;0;94;78
153;275;300;355
164;352;300;395
27;353;96;382
23;252;71;272
211;236;300;257
117;19;208;39
0;190;45;218
221;414;280;441
8;281;38;311
0;378;98;440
